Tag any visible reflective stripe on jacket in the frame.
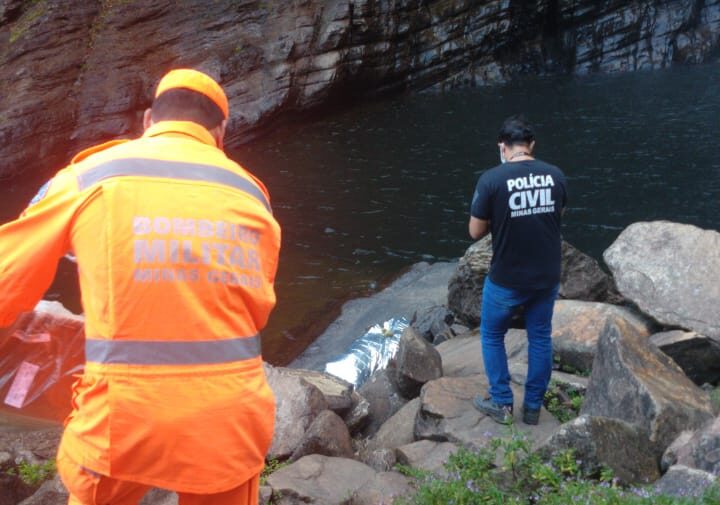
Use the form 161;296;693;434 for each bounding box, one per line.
0;120;280;493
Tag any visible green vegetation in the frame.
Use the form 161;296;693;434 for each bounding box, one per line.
4;459;56;487
552;355;591;377
395;428;720;505
544;381;585;423
709;386;720;415
260;457;290;485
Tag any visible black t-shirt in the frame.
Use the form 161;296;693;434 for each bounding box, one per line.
470;159;567;290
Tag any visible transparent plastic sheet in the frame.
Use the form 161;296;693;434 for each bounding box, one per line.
324;317;408;388
0;301;84;422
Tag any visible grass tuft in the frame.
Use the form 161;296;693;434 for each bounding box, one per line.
394;427;720;504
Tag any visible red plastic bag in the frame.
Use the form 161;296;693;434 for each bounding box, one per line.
0;301;84;422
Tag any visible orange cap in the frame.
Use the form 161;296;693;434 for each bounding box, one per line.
155;69;229;119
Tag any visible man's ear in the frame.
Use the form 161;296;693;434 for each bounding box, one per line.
529;140;536;152
143;108;153;131
212;119;228;149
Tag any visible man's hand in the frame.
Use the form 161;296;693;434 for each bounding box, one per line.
468;217;490;240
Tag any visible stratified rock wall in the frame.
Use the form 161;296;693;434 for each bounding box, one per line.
1;0;719;179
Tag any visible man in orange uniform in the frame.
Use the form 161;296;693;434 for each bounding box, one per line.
0;69;281;504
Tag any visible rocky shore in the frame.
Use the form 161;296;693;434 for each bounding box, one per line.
3;219;720;504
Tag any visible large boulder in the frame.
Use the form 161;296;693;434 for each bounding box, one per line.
651;330;720;386
343;391;371;436
367;398;420;452
661;416;720;474
559;241;622;303
580;319;713;457
551;300;653;374
276;368;354;416
661;430;695;472
539;415;660;484
437;329;527;378
604;221;720;338
447;237;492;327
410;305;454;344
357;366;407;438
289;410;354;462
266;455;376;505
264;365;329;459
360;448;396;473
508;362;589;394
653;465;717;499
396;440;460;476
414;374;559;450
394;327;443;399
346;471;415;505
449;238;622;327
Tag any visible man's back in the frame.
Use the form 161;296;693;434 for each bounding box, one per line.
57;120;280;493
472;158;567;290
0;69;282;503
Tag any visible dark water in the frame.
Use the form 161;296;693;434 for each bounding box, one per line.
2;63;719;366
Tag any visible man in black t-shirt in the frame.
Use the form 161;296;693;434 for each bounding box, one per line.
469;115;567;425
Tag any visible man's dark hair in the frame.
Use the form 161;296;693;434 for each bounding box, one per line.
151;88;225;129
498;115;535;147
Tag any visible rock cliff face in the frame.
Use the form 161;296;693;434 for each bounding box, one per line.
1;0;719;180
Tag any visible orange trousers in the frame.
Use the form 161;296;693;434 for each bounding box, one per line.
57;451;260;505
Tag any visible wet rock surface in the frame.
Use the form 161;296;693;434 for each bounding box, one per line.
293;262;456;372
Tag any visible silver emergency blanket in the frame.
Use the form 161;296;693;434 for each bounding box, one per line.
324;317;408;388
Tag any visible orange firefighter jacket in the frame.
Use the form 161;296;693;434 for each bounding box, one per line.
0;120;280;493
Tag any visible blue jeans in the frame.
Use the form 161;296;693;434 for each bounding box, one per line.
480;276;559;410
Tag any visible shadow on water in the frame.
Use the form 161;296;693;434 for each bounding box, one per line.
1;63;719;367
